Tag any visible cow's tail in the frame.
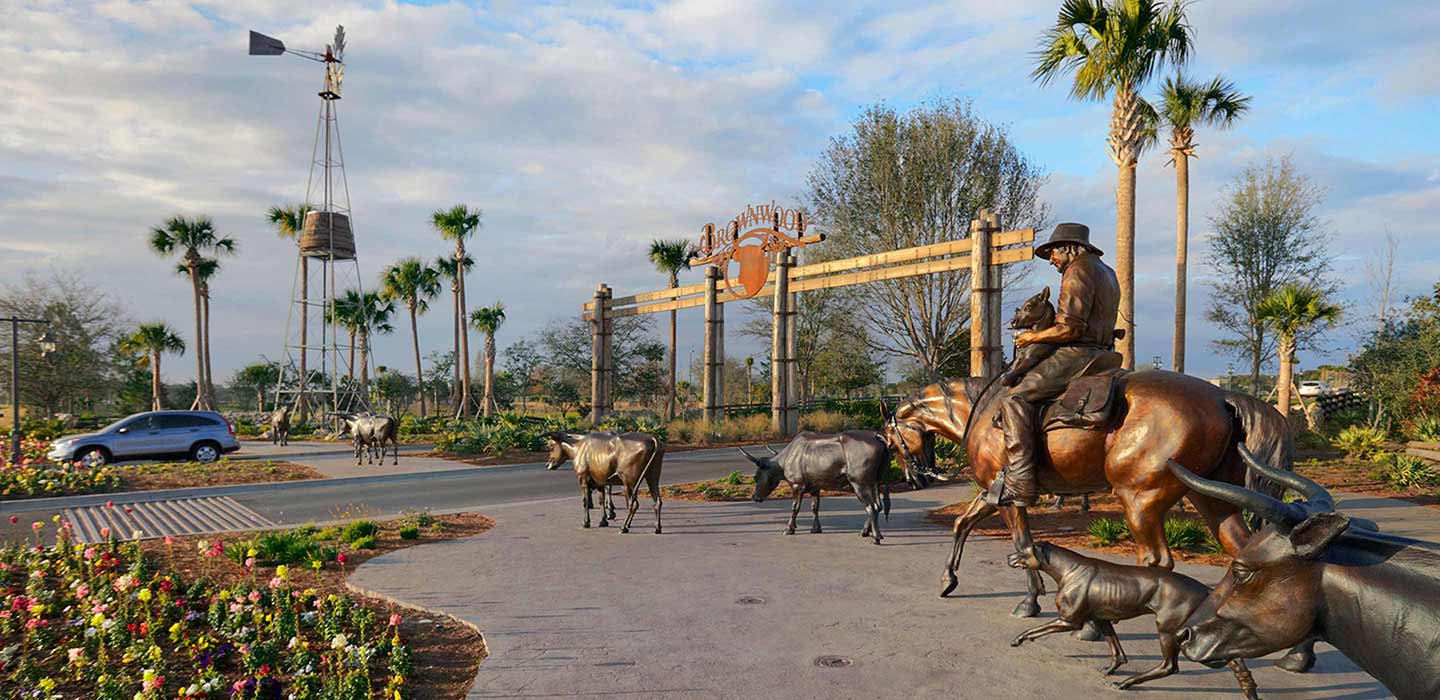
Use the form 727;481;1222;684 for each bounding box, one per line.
1225;391;1294;500
881;479;891;521
632;439;661;501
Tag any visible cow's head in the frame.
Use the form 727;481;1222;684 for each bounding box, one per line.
1166;448;1351;665
738;445;783;502
879;401;933;488
545;432;577;470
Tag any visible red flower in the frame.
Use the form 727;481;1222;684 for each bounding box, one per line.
336;552;348;565
105;501;114;508
7;516;14;524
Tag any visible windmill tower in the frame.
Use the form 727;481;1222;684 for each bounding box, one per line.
250;26;369;419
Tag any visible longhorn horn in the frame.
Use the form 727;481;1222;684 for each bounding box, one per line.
1237;445;1335;513
737;446;763;465
1165;460;1307;530
764;443;779;456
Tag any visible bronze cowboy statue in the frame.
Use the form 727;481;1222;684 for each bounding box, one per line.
983;223;1121;508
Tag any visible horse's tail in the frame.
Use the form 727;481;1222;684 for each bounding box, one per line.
1225;391;1294;499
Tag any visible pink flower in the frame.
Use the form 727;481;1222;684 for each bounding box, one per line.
389;614;402;627
83;547;97;560
244;557;256;569
76;584;89;598
229;602;243;614
105;500;114;508
99;527;110;539
163;535;176;545
247;590;261;603
30;521;42;531
268;576;283;589
335;552;347;565
7;516;15;524
67;648;84;663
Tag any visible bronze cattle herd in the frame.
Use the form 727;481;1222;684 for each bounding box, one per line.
543;372;1440;700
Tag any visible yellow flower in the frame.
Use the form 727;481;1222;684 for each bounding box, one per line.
89;613;106;628
274;564;289;580
30;603;46;616
137;589;152;602
247;547;258;557
38;678;57;692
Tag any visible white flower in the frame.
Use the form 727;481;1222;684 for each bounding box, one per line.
330;633;349;649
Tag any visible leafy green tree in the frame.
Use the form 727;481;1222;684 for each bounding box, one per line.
1158;74;1249;372
1350;284;1440;428
267;203;313;414
231;360;281;412
1206;157;1332;393
1033;0;1194;367
469;302;507;417
431;205;483;415
0;273;131;415
381;258;442;417
118;323;186;411
1256;284;1341;417
808;99;1047;378
648;239;693;419
374;369;418;416
147;215;235;409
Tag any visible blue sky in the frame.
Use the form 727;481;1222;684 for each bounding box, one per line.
2;0;1436;385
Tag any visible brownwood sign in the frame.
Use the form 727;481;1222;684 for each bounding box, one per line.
690;203;824;299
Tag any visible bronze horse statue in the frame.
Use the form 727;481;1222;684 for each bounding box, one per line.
880;372;1291;613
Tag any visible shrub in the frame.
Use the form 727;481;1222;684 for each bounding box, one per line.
1163;519;1210;552
341;520;380;544
350;534;378;549
225;528;339;567
722;470;747;485
407;511;436;528
1332;425;1388;460
799;410;860;433
1088;517;1129;546
398;526;420;540
1405;414;1440;443
1371;453;1440;491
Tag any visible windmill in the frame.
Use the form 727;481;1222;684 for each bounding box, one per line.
250;26;369;420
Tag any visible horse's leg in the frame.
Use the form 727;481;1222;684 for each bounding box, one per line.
1184;492;1251;554
809;491;823;534
998;506;1044;618
940;494;999;598
1117;487;1177;570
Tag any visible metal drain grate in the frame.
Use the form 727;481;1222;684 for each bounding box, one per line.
735;596;767;605
813;655;854;668
65;497;277;543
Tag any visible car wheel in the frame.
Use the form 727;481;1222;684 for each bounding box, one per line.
76;447;108;468
190;442;220;464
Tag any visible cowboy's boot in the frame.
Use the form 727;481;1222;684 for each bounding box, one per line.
984;394;1041;507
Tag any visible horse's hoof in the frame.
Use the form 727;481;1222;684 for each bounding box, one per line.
1012;599;1040;618
1010;638;1024;648
940;572;959;598
1073;621;1103;641
619;527;629;534
1277;649;1315;674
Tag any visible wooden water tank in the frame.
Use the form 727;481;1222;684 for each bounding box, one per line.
299;211;356;260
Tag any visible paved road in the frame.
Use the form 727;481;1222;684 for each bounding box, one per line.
0;447;753;541
350;486;1391;699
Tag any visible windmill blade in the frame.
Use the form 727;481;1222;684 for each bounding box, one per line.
333;25;346;62
249;30;286;56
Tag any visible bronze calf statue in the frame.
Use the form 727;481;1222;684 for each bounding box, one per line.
739;430;891;545
547;431;663;534
1008;542;1259;698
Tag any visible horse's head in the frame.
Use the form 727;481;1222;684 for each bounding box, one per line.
545;431;577;470
1010;286;1055;331
880;400;935;488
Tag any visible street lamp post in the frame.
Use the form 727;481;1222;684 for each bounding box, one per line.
5;317;53;465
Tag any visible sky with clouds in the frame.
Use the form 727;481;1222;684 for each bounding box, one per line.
2;0;1436;386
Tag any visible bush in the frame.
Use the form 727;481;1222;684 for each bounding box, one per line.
350;534;378;549
1163;519;1210;552
1371;453;1440;490
1405;414;1440;443
1088;517;1129;546
341;520;380;544
799;410;861;433
1333;425;1388;460
398;526;420;540
225;528;339;567
722;470;747;485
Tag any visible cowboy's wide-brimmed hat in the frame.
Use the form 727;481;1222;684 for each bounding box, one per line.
1034;222;1103;258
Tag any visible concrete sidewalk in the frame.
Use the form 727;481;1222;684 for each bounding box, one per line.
349;485;1394;700
233;440;483;478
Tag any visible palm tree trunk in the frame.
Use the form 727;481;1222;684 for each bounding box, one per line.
482;332;496;417
667;304;677;421
152;352;163;411
203;290;215;408
187;258;209;409
456;243;473;416
1276;339;1295;418
1172;153;1189;373
359;329;370;393
451;286;460;412
410;304;426;417
348;330;357;381
1109;86;1143;370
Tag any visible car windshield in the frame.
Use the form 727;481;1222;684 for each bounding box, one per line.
100;415;144;432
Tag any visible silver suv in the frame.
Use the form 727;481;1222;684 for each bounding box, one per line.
47;411;240;467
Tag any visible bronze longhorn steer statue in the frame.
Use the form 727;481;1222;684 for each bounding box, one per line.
335;412;398;465
1007;542;1258;698
546;431;663;533
740;431;891;544
270;405;291;446
1168;447;1440;700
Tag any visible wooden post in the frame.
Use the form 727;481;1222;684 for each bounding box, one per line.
590;284;610;423
969;216;993;377
784;250;800;434
983;210;1005;376
715;291;725;422
703;267;720;426
771;251;792;434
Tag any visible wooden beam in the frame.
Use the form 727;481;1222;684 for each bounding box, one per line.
788;228;1032;280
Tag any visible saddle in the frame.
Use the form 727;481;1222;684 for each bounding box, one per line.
1041;352;1125;432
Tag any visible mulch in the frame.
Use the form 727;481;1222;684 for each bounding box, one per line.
142;513;494;699
118;459;323;492
1296;457;1440;510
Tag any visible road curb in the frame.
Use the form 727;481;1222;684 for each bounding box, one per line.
345;570;489;696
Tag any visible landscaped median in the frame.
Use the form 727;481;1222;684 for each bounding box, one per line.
0;512;491;699
1;439;321;501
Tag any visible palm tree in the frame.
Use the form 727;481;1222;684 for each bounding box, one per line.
333;290;365;381
176;257;222;409
469;302;507;417
381;258;442;417
267;204;313;413
1033;0;1193;368
1256;283;1341;418
1158;74;1249;373
148;215;236;408
354;290;395;395
119;323;186;411
434;251;474;411
648;239;693;419
432;205;482;416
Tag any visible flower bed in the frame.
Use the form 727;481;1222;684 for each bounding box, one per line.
1;513;492;699
1;439;120;500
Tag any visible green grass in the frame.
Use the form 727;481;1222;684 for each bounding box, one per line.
225;527;340;567
722;470;747;485
1087;517;1216;553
